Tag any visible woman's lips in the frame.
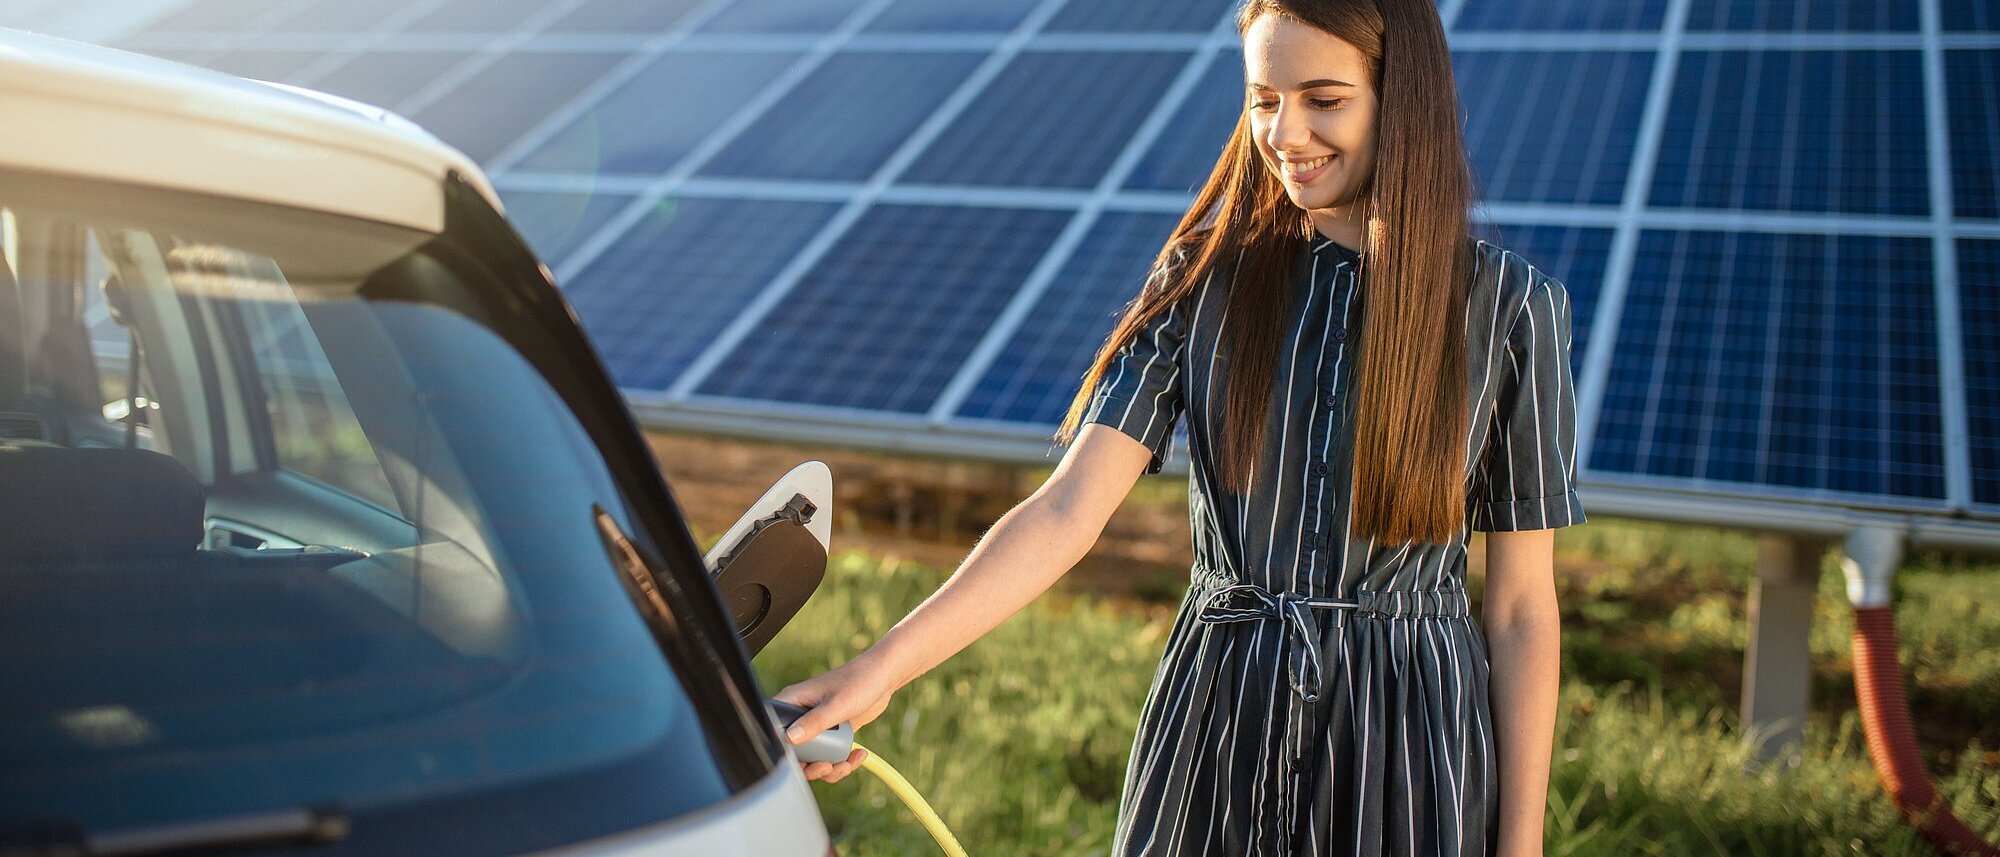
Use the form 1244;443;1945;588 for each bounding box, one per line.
1282;154;1334;184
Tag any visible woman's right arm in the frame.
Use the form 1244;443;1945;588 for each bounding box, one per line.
773;423;1157;782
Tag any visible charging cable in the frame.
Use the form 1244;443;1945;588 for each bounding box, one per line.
769;700;967;857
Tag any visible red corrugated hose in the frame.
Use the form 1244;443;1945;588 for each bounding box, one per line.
1850;605;1999;856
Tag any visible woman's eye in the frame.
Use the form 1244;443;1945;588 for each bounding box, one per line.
1250;99;1276;110
1311;98;1345;109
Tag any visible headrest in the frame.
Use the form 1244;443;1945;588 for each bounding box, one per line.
0;446;205;561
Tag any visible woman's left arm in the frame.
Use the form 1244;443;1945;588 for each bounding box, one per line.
1484;527;1561;857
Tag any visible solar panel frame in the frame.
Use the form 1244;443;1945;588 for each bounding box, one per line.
17;0;2000;537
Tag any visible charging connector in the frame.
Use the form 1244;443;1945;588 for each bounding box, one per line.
767;700;967;857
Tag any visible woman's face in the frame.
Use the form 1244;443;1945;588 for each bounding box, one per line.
1242;13;1378;213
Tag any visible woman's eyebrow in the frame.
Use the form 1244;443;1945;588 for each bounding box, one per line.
1246;78;1356;90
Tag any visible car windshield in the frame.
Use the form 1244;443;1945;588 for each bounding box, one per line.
0;178;738;852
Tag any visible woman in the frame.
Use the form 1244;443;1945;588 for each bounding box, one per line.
774;0;1584;854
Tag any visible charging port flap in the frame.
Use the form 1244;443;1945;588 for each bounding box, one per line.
706;461;832;656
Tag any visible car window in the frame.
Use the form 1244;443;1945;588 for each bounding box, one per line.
0;184;754;854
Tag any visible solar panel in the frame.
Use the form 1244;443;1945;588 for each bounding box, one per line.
513;51;804;175
267;0;410;33
699;51;985;182
698;0;872;34
1124;54;1241;193
1946;49;2000;220
406;52;627;163
1593;230;1944;502
955;212;1182;425
1685;0;1918;30
142;0;277;33
1961;239;2000;508
497;190;638;269
1943;3;2000;30
547;0;706;34
305;52;475;112
1454;0;1667;31
1044;0;1234;33
1455;51;1654;206
900;51;1192;188
403;0;549;33
1650;50;1929;216
693;205;1071;412
865;0;1043;33
1473;223;1615;368
198;50;328;82
565;196;843;391
13;0;2000;536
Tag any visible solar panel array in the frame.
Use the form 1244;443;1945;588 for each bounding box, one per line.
15;0;2000;534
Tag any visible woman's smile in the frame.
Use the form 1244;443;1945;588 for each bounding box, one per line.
1280;153;1336;184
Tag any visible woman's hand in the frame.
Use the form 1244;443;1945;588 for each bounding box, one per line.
772;651;901;783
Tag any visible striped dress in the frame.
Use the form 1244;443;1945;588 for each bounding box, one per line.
1085;234;1586;856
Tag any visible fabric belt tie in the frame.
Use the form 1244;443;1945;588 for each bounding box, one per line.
1193;582;1473;704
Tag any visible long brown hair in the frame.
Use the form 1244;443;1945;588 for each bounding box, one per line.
1055;0;1473;545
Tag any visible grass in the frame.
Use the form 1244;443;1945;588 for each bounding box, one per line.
750;524;2000;856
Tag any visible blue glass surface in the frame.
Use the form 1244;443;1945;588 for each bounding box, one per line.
1456;51;1653;206
409;52;627;163
1453;0;1666;30
566;197;842;392
516;51;801;175
1686;0;1918;30
306;51;473;111
697;0;869;33
199;50;328;82
1943;2;2000;30
142;0;276;32
956;212;1182;425
902;51;1192;189
1947;49;2000;220
1961;239;2000;505
402;0;548;32
1650;50;1929;216
1124;53;1242;193
1474;224;1615;369
548;0;705;33
268;0;409;33
695;205;1071;412
1045;0;1235;32
496;189;635;268
1592;230;1944;500
700;51;984;182
865;0;1041;32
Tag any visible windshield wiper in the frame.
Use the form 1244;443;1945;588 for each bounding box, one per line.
2;805;348;856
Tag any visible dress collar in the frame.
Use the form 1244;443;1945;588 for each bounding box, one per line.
1310;235;1363;265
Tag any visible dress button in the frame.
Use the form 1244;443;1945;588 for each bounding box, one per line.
1310;461;1329;477
1323;392;1338;408
1333;327;1349;342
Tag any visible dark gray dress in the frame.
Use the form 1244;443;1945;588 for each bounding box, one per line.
1087;235;1585;856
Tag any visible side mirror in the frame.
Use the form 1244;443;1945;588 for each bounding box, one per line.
704;461;832;656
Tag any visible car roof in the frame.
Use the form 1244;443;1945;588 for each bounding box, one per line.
0;27;501;233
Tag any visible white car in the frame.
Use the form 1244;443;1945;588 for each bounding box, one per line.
0;28;835;856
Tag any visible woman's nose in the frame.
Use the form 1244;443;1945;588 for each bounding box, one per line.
1266;99;1311;152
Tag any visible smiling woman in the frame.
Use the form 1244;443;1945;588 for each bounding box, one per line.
775;2;1582;856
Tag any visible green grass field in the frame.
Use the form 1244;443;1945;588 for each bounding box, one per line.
750;518;2000;856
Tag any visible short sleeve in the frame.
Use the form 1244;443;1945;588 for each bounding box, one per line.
1472;276;1587;532
1082;296;1189;475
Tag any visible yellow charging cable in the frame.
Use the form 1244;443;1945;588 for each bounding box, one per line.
851;742;967;857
